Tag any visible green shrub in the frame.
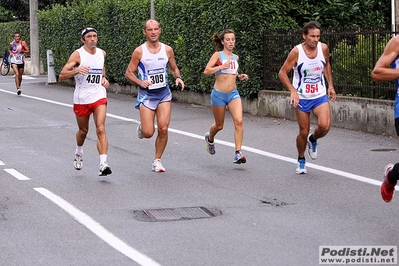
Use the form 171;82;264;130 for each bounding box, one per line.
35;0;297;98
330;33;391;97
0;21;30;54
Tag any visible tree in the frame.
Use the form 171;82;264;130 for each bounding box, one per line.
0;0;67;21
0;5;13;22
284;0;389;28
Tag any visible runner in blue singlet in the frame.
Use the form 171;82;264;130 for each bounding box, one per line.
372;34;399;203
125;19;185;173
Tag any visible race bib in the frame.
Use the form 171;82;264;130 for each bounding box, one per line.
147;68;166;90
85;68;102;84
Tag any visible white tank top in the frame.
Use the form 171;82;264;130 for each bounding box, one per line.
73;46;106;104
138;43;169;90
292;42;327;100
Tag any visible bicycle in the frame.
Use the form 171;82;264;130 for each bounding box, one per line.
1;50;10;76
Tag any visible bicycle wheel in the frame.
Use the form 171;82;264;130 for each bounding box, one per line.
0;62;10;76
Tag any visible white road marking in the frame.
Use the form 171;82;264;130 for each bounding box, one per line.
34;187;162;266
4;168;30;180
0;160;5;165
22;75;37;80
0;88;392;188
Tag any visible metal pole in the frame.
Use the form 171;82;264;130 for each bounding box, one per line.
150;0;155;19
395;0;399;32
29;0;40;75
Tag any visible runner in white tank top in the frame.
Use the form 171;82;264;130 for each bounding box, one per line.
73;46;106;105
125;19;185;173
293;42;327;100
59;27;112;177
279;21;336;175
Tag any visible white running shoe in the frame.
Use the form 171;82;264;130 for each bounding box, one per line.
204;132;215;155
152;159;165;172
99;162;112;176
137;124;143;139
17;88;21;96
307;134;317;160
296;158;307;174
73;153;83;170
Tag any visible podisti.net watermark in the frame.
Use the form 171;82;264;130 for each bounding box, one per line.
319;246;397;264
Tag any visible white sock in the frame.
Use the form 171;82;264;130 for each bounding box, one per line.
75;146;83;155
100;154;107;164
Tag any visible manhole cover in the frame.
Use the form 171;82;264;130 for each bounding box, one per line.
133;206;222;222
371;148;397;152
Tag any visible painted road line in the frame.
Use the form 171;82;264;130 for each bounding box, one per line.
34;187;162;266
4;168;30;180
0;88;389;188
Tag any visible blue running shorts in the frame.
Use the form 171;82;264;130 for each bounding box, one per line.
297;95;329;113
211;88;241;106
135;87;172;110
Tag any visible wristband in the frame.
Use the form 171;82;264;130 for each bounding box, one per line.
176;76;182;80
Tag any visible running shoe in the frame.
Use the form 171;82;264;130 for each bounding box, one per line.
16;88;21;96
381;164;395;203
204;132;215;155
307;134;317;160
137;123;143;139
233;151;247;164
73;153;83;170
296;158;307;174
152;159;165;172
98;162;112;176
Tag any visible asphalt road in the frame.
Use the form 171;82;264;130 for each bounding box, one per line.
0;74;398;266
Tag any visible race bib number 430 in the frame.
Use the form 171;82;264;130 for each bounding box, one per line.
86;68;102;84
147;68;166;90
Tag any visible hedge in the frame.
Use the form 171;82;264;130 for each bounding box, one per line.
1;0;298;99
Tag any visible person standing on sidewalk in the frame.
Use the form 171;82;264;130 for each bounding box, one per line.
59;27;112;176
371;35;399;202
278;21;336;174
203;29;249;164
9;32;29;95
125;19;184;172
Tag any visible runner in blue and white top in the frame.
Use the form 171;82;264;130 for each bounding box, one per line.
279;21;336;175
203;29;249;164
125;19;185;173
372;34;399;203
9;32;29;95
292;42;327;100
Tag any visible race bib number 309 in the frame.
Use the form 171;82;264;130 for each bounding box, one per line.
147;68;166;90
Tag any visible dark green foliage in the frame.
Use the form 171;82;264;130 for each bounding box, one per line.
0;0;392;99
156;0;297;98
37;0;149;84
0;6;13;22
283;0;388;28
34;0;298;98
0;21;30;53
330;33;391;98
0;0;68;21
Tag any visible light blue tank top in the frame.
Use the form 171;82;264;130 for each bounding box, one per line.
215;51;238;75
